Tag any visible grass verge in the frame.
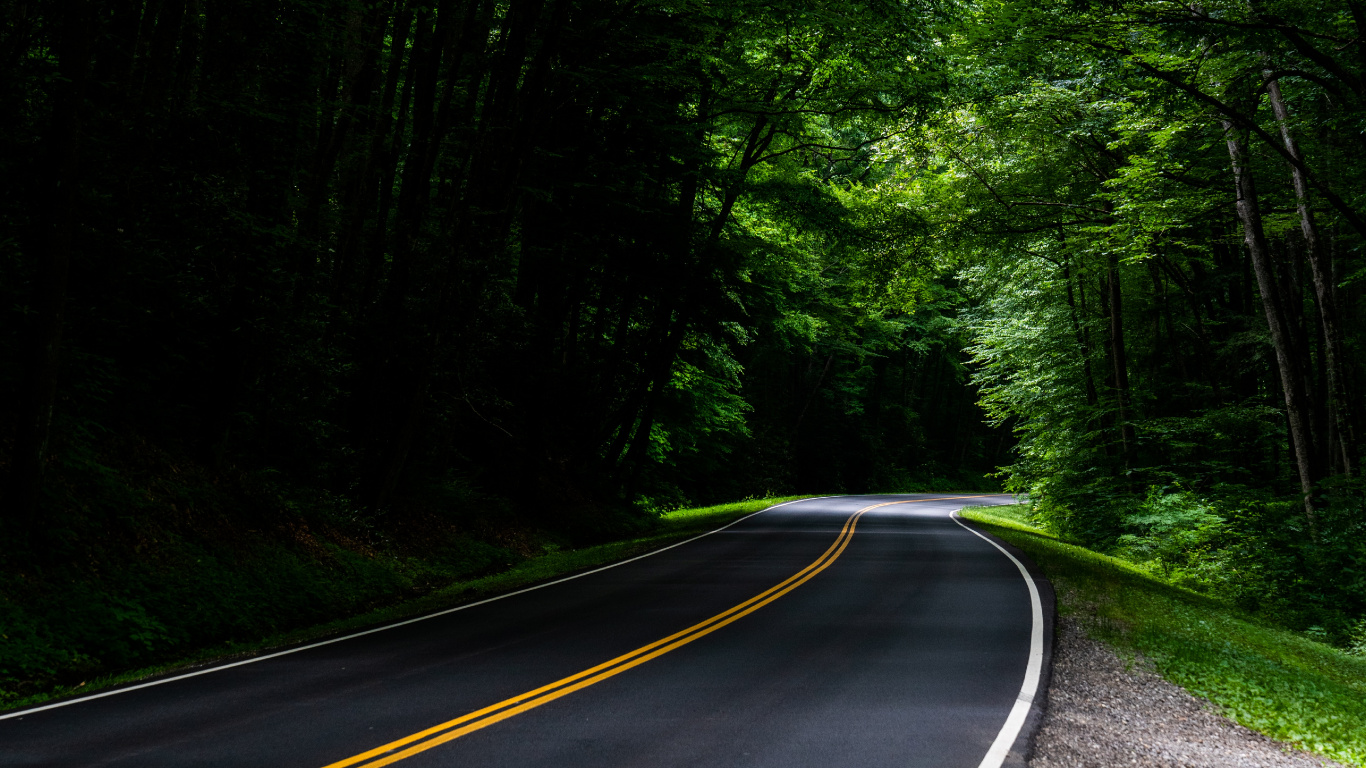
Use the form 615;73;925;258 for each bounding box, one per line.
960;504;1366;767
2;494;815;715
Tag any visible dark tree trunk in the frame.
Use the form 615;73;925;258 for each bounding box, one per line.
329;0;409;320
7;0;96;539
1099;250;1133;463
1267;78;1356;477
1158;253;1221;400
354;2;449;511
360;5;421;314
794;353;836;434
1224;124;1323;529
1062;257;1100;410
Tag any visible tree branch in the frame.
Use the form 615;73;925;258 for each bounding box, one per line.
1094;43;1366;239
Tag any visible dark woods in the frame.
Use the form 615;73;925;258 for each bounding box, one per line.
1;0;995;549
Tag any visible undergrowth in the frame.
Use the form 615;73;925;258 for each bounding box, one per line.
961;504;1366;767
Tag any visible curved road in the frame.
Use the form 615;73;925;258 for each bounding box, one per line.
0;494;1051;768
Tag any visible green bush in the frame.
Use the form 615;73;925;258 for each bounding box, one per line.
1115;487;1227;583
1023;478;1366;650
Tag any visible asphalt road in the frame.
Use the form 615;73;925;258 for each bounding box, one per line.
0;494;1051;768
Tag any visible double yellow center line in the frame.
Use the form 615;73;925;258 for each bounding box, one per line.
322;495;990;768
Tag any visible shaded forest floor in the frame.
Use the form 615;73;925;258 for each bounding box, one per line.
961;506;1366;767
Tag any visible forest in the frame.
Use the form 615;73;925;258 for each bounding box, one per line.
2;0;1365;703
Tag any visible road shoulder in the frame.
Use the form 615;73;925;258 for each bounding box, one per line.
954;511;1058;768
1032;614;1345;768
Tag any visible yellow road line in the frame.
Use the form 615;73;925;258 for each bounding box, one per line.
321;495;992;768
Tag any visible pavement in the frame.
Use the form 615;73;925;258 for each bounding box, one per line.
0;493;1050;768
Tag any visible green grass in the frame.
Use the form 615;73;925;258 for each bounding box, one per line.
656;495;814;529
961;505;1366;767
1;494;813;714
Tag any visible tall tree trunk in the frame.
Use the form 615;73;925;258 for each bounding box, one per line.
617;309;691;498
794;353;836;434
1075;271;1117;458
329;0;410;322
1106;250;1134;459
7;1;96;539
360;5;421;314
1224;123;1323;529
306;0;391;307
1266;78;1356;476
1272;238;1323;468
1158;252;1221;400
354;2;448;511
1062;257;1101;411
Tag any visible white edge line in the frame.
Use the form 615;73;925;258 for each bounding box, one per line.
1;495;841;721
951;507;1044;768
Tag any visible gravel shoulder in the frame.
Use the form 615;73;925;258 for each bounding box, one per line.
1030;615;1347;768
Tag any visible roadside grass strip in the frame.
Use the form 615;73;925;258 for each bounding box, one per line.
321;495;994;768
960;505;1366;768
0;496;816;715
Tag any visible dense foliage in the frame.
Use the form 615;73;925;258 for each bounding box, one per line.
923;0;1366;640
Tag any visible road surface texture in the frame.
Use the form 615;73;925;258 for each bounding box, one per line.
0;494;1051;768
